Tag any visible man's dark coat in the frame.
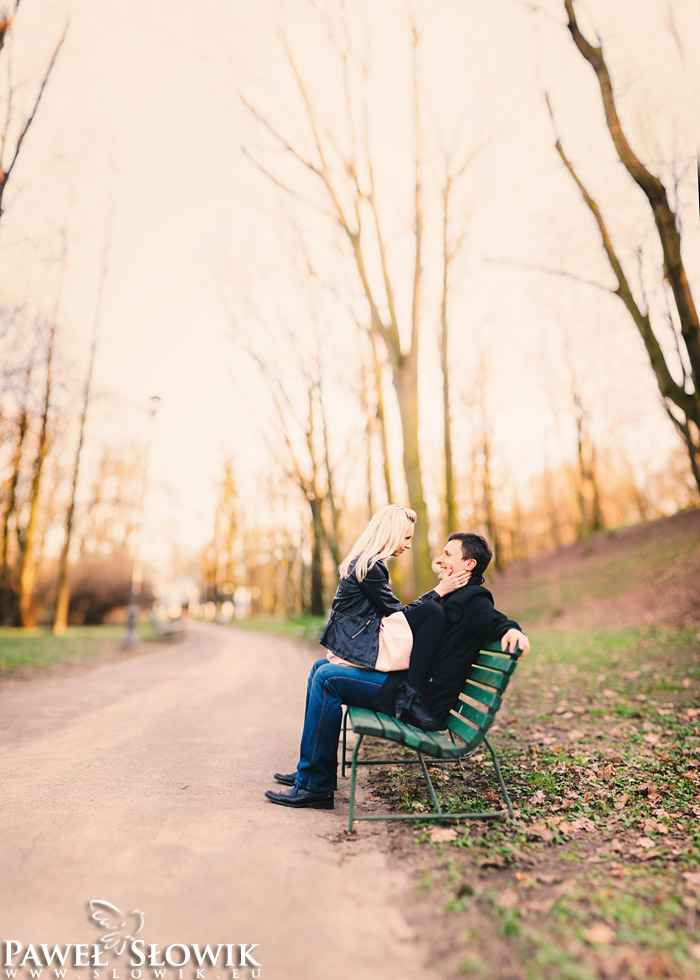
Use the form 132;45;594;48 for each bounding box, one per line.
372;578;521;722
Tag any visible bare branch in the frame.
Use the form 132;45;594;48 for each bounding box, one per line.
281;34;356;235
359;74;400;349
240;145;337;221
2;23;67;211
563;0;700;388
240;95;322;179
546;91;698;425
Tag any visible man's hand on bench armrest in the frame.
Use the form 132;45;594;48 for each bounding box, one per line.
501;628;530;657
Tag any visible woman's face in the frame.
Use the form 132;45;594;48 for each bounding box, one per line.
392;522;415;556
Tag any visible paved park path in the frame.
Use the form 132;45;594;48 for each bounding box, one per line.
0;622;437;980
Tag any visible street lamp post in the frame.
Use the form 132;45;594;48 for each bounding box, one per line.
122;394;161;648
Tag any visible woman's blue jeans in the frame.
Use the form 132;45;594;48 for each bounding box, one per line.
295;658;389;793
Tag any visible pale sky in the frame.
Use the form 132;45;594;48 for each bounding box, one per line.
2;0;698;569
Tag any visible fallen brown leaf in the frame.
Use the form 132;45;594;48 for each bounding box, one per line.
479;853;507;869
504;845;536;865
583;922;616;944
526;822;553;842
428;827;458;843
646;950;677;977
553;819;573;835
643;818;670;835
570;817;596;832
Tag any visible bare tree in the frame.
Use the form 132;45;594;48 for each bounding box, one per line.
204;458;238;610
242;15;438;593
548;0;700;494
52;229;109;634
571;378;604;549
367;328;394;507
1;356;31;580
438;150;477;537
244;338;340;615
0;2;67;219
15;315;56;625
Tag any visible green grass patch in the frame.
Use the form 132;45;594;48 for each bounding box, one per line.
498;519;700;624
227;615;326;642
0;625;148;673
365;620;700;979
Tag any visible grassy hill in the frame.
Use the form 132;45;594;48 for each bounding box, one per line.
489;508;700;630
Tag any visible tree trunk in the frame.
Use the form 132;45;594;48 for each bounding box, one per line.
439;179;456;539
482;428;503;572
1;366;30;577
369;332;393;506
360;358;375;519
53;235;107;635
394;357;433;595
308;498;325;616
318;380;341;567
16;319;56;626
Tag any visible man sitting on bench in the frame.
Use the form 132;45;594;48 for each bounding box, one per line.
265;530;529;810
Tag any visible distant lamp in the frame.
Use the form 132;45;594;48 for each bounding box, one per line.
122;394;162;648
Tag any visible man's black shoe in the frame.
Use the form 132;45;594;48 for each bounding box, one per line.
264;785;334;809
273;771;297;786
273;770;338;789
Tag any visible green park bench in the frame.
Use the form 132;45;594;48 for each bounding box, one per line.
341;640;525;833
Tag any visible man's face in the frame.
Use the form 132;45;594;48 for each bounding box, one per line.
435;539;475;579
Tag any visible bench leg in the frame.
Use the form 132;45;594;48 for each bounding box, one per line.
341;707;349;778
348;733;364;834
484;735;514;820
417;751;443;815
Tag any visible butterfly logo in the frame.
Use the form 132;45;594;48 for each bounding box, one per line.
89;900;145;955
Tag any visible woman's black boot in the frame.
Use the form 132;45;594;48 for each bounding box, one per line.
400;691;445;732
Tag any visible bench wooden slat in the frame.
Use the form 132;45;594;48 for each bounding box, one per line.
463;681;502;709
469;665;509;690
481;640;507;654
376;713;408;740
452;697;491;730
446;711;483;746
347;706;468;759
474;652;517;674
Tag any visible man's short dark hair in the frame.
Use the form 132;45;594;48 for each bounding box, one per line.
448;532;493;577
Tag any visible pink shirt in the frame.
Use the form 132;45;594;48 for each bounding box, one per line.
327;611;413;671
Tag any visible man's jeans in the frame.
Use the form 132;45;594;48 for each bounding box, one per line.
295;658;389;793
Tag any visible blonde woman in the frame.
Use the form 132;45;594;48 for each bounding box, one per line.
265;504;469;810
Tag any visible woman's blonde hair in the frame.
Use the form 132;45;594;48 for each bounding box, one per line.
338;504;417;582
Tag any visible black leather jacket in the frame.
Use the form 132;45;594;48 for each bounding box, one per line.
319;559;403;668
